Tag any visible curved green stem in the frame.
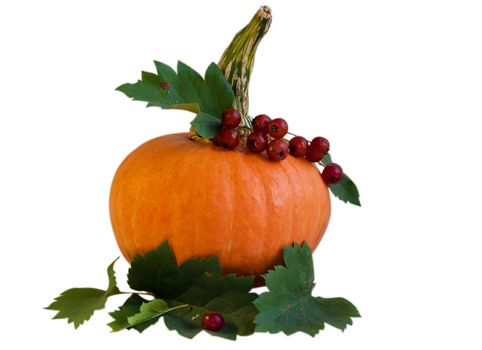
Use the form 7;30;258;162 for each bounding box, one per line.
218;6;272;128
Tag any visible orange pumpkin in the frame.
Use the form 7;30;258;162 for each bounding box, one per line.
109;133;331;277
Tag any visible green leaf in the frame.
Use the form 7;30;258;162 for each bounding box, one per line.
164;280;258;340
127;241;220;299
204;62;235;114
46;258;120;328
117;61;234;138
322;153;361;206
126;299;169;328
128;241;258;339
106;258;121;295
329;174;361;206
190;112;222;138
164;290;258;340
177;61;214;115
254;243;360;336
154;61;182;101
109;298;188;332
108;294;156;333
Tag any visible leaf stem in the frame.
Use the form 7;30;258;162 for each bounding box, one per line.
167;304;190;312
117;291;153;296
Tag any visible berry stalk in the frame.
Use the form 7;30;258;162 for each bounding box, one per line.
218;6;272;128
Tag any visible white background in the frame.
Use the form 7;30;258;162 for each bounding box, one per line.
1;0;481;348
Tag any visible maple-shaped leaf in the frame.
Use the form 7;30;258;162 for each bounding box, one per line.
117;61;235;138
46;258;120;328
254;243;360;336
322;153;361;206
127;241;258;339
127;241;220;299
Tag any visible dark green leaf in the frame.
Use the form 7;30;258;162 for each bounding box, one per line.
117;74;167;108
312;296;361;331
164;313;202;339
166;278;258;339
204;62;235;113
190;112;222;138
177;61;218;116
128;241;220;299
154;61;181;101
108;294;157;333
128;241;258;339
164;289;258;340
322;153;361;206
46;258;120;328
329;174;361;206
254;243;360;336
117;61;233;138
322;153;333;164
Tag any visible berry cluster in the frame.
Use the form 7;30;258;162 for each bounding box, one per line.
212;107;242;150
212;108;344;184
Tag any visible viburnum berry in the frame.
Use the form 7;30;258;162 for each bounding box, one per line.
213;128;240;150
252;114;272;134
266;139;289;161
221;107;242;128
267;118;288;139
305;136;330;163
321;163;343;184
246;131;268;153
288;136;308;157
202;312;225;332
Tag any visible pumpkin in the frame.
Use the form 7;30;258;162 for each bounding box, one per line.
109;133;331;277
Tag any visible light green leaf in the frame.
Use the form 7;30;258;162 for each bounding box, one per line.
46;258;120;328
124;299;187;330
108;294;155;333
106;258;120;295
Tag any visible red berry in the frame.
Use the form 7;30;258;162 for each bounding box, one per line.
246;131;268;153
221;108;242;128
202;312;224;332
213;128;240;150
305;137;330;163
321;163;343;184
160;82;171;89
252;114;272;134
288;136;308;157
266;139;289;161
267;118;288;139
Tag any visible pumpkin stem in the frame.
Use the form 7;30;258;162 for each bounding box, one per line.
218;6;272;129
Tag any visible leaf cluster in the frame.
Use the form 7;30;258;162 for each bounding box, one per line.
117;61;234;138
46;241;360;339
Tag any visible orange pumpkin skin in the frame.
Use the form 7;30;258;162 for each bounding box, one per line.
110;133;331;277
